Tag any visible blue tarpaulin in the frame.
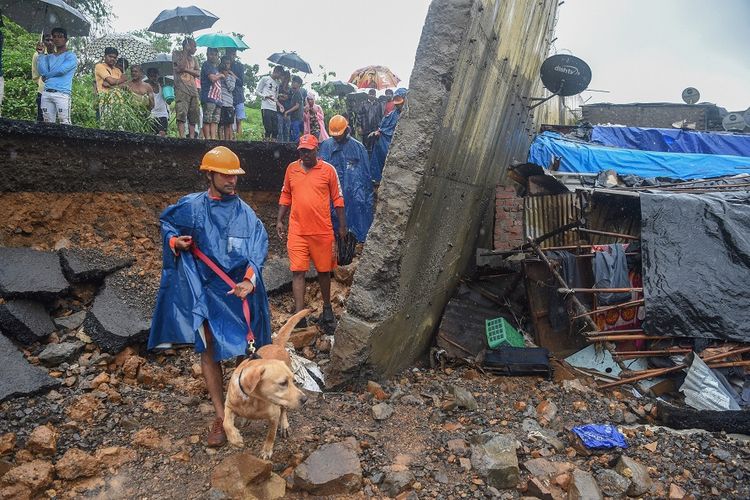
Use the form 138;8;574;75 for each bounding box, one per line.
528;132;750;180
592;126;750;157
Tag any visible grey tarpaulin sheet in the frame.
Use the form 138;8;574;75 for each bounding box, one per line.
641;191;750;341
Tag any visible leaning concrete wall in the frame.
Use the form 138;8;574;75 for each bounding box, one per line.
328;0;559;383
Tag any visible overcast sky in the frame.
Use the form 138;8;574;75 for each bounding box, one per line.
109;0;749;111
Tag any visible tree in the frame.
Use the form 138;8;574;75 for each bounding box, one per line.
66;0;113;27
129;30;176;54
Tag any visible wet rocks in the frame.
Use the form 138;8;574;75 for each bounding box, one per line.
0;300;56;344
0;434;16;456
55;448;99;480
210;452;272;499
568;469;603;500
25;425;58;456
381;469;416;497
0;334;60;402
83;274;151;354
446;384;478;410
94;446;137;470
65;394;103;422
58;248;133;283
38;341;84;366
0;247;70;300
52;311;87;331
0;459;54;497
596;469;630;497
470;434;519;489
292;440;362;495
372;402;394;421
615;456;652;496
263;257;317;294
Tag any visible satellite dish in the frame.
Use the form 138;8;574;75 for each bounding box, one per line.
722;112;747;132
539;54;592;97
681;87;700;104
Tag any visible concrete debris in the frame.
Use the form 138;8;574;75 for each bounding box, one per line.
470;434;520;489
615;455;652;496
447;384;478;410
292;440;363;495
0;334;60;402
58;248;133;283
210;452;272;499
55;448;99;480
568;468;604;500
595;469;630;498
25;424;58;456
38;341;84;366
0;247;70;300
0;300;56;344
263;257;317;294
372;402;394;421
52;310;87;331
380;469;415;497
83;275;151;353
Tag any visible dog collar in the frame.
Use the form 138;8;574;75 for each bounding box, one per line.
237;367;251;399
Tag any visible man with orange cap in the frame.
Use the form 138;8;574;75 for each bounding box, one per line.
149;146;271;448
277;134;347;332
319;115;374;242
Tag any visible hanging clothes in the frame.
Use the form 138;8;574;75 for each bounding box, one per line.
148;192;271;361
593;244;631;305
319;135;374;242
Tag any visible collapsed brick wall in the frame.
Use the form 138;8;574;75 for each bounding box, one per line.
493;185;524;251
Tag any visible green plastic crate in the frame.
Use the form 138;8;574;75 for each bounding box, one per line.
485;317;525;349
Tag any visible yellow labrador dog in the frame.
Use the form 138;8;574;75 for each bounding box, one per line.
223;309;311;459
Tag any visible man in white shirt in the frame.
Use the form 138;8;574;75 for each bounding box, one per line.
254;65;283;141
146;68;170;136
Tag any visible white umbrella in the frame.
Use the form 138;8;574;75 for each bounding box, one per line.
88;33;158;66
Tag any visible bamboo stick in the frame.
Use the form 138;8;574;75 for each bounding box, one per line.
587;335;670;342
559;287;642;294
574;228;640;240
598;346;750;389
706;360;750;369
528;239;598;332
586;329;644;336
570;299;645;320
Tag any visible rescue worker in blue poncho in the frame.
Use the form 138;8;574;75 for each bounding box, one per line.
319;115;374;242
148;146;271;448
369;87;408;183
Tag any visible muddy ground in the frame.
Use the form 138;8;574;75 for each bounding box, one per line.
1;193;749;499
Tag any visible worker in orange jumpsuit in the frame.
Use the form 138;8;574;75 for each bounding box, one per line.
276;134;347;333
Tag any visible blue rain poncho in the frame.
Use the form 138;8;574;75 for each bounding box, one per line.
148;192;271;361
370;107;402;182
319;135;374;242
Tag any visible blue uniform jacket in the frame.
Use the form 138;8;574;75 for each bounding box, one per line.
370;107;402;182
148;192;271;361
319;135;374;242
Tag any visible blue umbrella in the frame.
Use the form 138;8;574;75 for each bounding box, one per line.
148;6;219;34
267;51;312;74
0;0;91;36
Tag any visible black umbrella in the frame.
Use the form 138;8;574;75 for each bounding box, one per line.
0;0;91;36
267;52;312;74
142;53;174;77
148;5;219;34
327;80;356;97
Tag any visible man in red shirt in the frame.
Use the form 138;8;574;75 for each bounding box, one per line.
277;134;347;331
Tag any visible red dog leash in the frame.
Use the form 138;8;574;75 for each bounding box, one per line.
190;245;256;355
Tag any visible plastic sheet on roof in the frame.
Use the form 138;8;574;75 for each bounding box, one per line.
591;126;750;157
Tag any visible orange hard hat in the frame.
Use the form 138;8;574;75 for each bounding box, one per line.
199;146;245;175
328;115;348;137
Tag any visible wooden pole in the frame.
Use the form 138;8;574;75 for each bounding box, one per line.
598;346;750;389
570;299;645;320
528;239;599;332
586;329;644;336
574;228;640;240
481;219;582;256
559;287;642;294
587;335;670;342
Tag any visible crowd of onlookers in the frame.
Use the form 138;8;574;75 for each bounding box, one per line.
0;27;403;146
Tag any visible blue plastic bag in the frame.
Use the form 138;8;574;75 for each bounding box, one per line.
572;424;628;449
